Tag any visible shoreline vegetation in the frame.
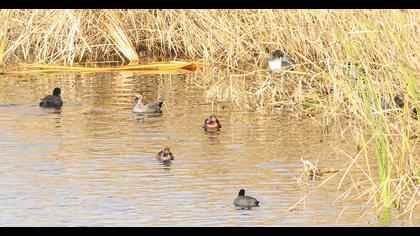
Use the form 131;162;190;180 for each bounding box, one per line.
0;9;418;222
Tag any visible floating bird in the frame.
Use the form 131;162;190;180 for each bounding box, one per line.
234;189;260;209
156;146;174;162
203;114;222;130
39;87;63;109
301;158;339;180
133;94;163;113
267;50;295;72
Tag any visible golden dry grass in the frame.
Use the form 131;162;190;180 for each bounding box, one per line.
0;9;418;221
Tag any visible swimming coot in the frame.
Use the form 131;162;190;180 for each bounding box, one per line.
234;189;260;209
39;87;63;108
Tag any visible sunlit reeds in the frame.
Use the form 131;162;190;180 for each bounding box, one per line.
0;9;418;221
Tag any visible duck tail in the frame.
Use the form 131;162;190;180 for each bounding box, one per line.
256;201;260;206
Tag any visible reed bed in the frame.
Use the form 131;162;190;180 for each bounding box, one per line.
0;9;418;222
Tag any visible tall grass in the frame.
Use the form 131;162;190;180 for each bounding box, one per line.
0;9;418;221
0;10;10;68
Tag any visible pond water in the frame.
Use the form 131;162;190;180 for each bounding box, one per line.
0;72;417;226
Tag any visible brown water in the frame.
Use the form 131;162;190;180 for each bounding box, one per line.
0;72;417;226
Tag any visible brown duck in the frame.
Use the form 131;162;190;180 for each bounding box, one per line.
203;114;222;130
301;158;340;180
156;147;174;162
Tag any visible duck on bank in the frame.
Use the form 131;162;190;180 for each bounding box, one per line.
267;50;295;72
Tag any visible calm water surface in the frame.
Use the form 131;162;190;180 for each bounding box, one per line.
0;73;417;226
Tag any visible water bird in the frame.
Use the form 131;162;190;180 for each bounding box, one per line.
381;96;391;110
345;61;367;87
394;95;404;108
393;95;418;119
234;189;260;209
156;146;174;162
133;94;163;113
301;158;340;180
412;108;418;120
267;50;295;72
39;87;63;108
203;114;222;130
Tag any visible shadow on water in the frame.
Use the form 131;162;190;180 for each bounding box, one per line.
134;113;163;118
0;72;417;226
0;104;19;107
160;160;173;171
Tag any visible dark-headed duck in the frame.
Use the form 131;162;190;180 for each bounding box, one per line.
39;87;63;108
234;189;260;209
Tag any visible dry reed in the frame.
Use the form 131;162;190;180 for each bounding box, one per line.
0;9;418;222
